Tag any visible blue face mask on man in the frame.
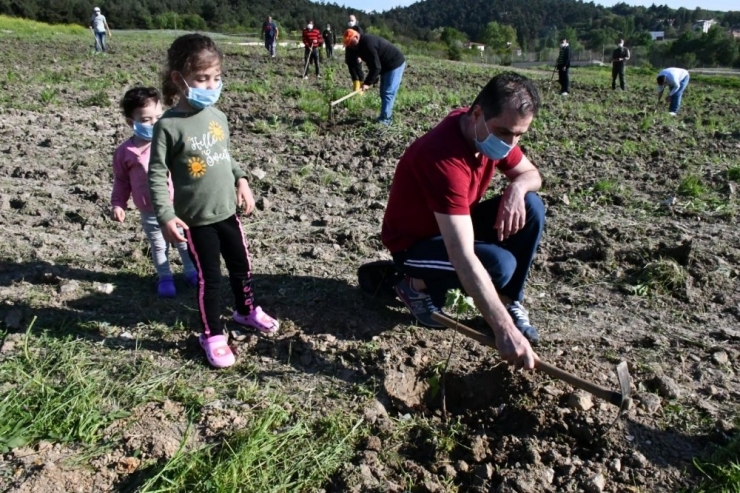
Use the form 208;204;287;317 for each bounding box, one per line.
184;80;222;109
133;121;154;141
474;116;512;160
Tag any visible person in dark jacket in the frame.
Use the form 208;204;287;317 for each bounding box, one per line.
302;20;323;79
556;39;571;95
611;39;630;90
323;24;336;59
344;30;406;125
345;15;364;91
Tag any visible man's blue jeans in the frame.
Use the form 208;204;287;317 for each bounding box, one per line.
94;31;107;52
378;62;405;124
392;192;545;308
265;38;276;57
670;75;690;113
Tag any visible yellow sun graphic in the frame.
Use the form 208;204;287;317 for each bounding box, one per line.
188;156;207;178
209;121;225;141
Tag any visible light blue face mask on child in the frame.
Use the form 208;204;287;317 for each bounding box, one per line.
133;121;154;141
184;80;223;109
474;117;512;160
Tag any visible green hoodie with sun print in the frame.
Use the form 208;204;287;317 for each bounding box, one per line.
148;106;247;227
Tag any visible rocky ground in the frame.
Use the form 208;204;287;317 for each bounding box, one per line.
1;33;739;492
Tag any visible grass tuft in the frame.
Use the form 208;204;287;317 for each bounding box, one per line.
693;433;740;493
139;406;363;492
633;258;688;296
80;90;111;107
0;323;179;453
727;166;740;182
678;175;706;198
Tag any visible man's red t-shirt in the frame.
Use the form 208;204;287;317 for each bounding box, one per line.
381;108;523;253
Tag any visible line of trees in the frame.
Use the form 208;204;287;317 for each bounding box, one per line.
0;0;371;34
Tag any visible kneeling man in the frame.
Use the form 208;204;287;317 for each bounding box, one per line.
381;72;544;369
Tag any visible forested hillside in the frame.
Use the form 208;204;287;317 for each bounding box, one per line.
0;0;372;33
376;1;738;49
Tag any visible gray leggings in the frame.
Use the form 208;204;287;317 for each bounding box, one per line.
140;211;195;279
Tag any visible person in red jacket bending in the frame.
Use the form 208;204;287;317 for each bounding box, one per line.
302;20;324;79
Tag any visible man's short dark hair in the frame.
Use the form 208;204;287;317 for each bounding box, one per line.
469;72;541;119
120;87;160;118
656;75;666;85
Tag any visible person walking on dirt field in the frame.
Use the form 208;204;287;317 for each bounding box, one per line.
345;15;365;92
323;24;336;59
302;20;323;79
656;67;690;116
611;39;630;90
262;16;279;58
343;29;405;125
380;72;543;370
556;38;571;95
90;7;112;53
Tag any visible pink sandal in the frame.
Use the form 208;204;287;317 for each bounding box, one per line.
199;334;235;368
233;306;280;335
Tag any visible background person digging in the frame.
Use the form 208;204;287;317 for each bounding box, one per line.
345;15;364;92
302;20;323;79
656;67;690;116
381;72;544;370
343;29;405;125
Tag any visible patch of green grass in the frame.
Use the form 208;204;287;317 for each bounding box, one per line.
41;69;75;85
39;87;59;104
138;406;363;492
0;323;180;452
297;93;327;118
297;119;318;136
727;166;740;182
693;433;740;493
630;258;688;297
593;178;618;193
230;80;271;96
0;15;87;36
678;175;706;198
80;90;111;107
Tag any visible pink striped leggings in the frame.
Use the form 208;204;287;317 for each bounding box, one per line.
185;214;254;336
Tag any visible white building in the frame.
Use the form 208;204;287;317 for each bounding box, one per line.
649;31;665;41
692;19;718;33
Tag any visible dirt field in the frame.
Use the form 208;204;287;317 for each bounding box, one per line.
1;31;739;492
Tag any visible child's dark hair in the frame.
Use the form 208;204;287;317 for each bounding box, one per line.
120;87;161;118
656;75;666;85
162;33;223;106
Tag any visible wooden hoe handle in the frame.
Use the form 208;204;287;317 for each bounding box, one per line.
430;312;624;407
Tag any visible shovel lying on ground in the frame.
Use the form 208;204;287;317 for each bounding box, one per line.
430;311;632;423
329;89;362;122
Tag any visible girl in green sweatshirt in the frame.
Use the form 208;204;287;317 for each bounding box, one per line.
149;34;279;369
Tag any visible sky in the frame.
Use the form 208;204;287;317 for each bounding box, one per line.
345;0;736;14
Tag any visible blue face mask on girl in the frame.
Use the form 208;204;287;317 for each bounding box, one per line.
133;121;154;141
474;117;512;160
184;80;222;109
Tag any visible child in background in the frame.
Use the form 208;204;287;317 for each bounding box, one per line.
111;87;197;297
149;34;279;369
